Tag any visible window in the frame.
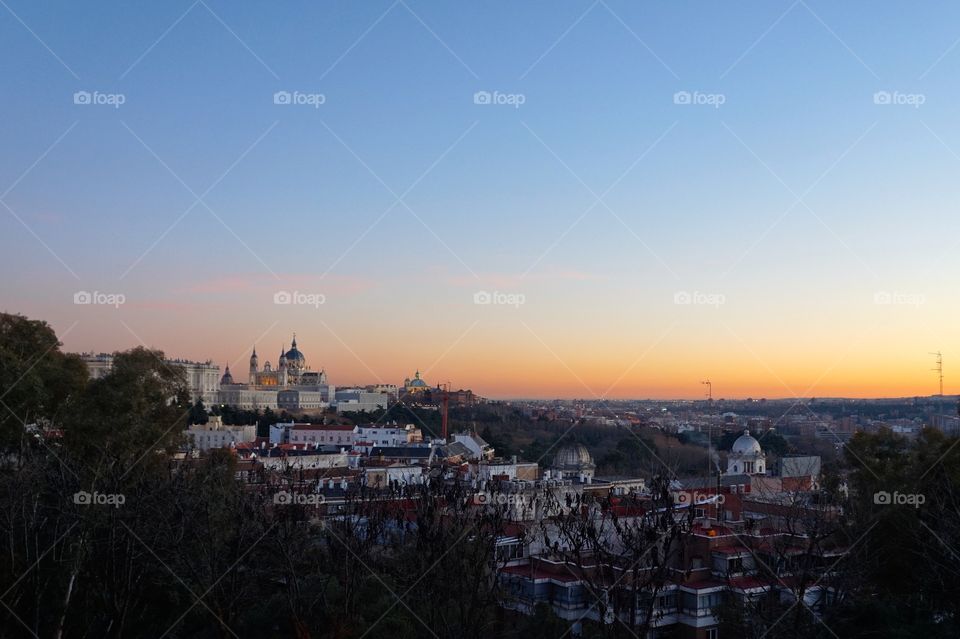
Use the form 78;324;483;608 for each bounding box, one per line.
707;628;719;639
699;592;722;612
655;593;676;610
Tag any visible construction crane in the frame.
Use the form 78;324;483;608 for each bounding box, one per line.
701;380;712;400
930;352;944;396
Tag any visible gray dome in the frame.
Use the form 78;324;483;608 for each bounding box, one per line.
553;444;595;470
732;429;762;455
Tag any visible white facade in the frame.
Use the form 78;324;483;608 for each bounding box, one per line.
187;417;256;451
257;451;349;471
335;389;388;413
219;387;281;410
287;425;357;447
355;424;422;447
727;429;766;475
80;353;221;404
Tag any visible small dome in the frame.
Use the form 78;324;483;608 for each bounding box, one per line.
407;370;428;387
553;444;595;470
732;429;762;455
220;365;234;385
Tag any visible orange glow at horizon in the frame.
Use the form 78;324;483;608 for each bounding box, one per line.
46;302;957;401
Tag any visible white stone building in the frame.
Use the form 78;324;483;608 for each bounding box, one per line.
726;429;766;475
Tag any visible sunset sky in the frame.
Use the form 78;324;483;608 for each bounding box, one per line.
2;1;959;399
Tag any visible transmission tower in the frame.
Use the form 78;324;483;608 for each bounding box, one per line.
930;352;944;396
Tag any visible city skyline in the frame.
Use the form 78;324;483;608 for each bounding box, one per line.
4;1;960;399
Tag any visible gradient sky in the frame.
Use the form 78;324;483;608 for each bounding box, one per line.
2;1;959;399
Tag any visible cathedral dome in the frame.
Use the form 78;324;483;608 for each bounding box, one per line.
282;334;306;370
732;429;762;455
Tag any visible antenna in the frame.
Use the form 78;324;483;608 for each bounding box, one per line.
701;380;712;400
440;381;451;440
930;352;944;396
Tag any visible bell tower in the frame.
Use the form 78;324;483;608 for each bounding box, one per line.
248;346;259;383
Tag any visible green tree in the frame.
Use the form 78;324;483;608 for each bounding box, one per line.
0;312;88;449
189;399;210;425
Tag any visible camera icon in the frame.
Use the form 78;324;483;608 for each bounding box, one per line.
274;91;292;105
873;491;891;505
673;291;691;305
273;290;292;305
873;291;891;305
73;490;92;505
274;491;292;505
73;91;91;105
673;91;691;105
873;91;891;105
473;290;492;305
473;91;491;105
74;291;92;305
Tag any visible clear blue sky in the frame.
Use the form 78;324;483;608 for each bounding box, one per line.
2;1;960;398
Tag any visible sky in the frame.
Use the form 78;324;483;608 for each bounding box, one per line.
2;0;959;399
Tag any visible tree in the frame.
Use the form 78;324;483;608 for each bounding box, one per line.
0;312;87;450
189;399;210;425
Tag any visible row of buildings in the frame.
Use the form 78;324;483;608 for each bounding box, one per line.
80;334;482;413
78;334;467;413
180;418;828;637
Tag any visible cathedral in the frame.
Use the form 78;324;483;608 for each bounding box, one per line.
218;334;334;410
247;334;328;387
